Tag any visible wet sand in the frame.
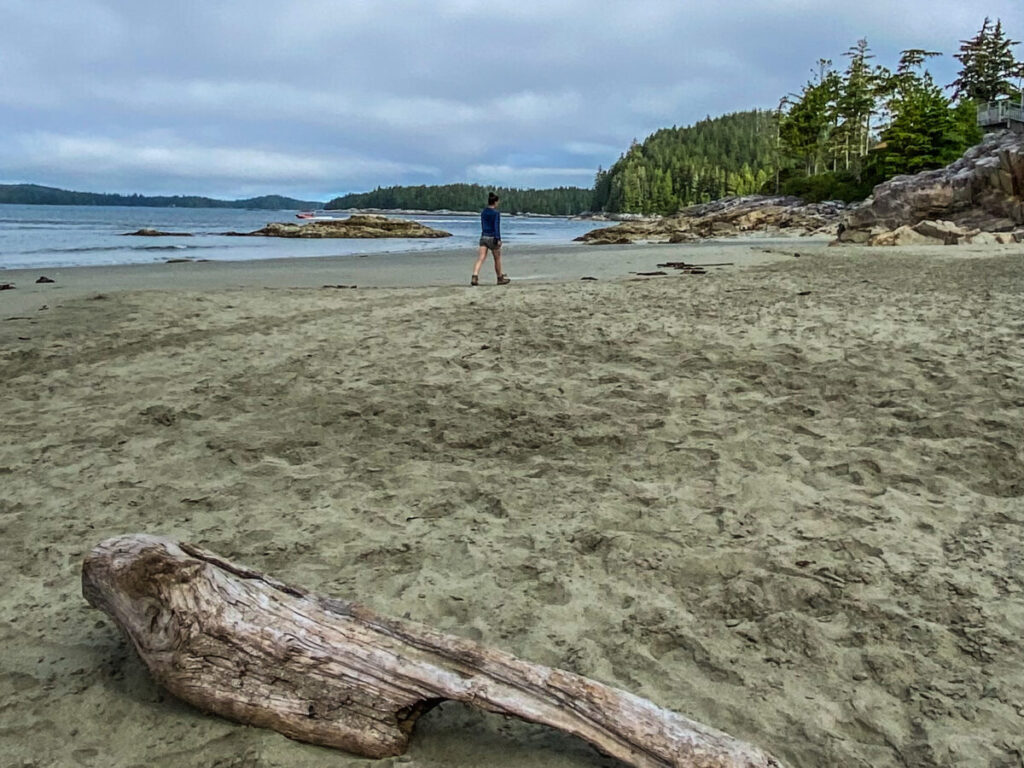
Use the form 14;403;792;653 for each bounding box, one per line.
1;241;1023;767
0;239;798;316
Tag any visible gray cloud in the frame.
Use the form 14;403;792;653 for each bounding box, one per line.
1;0;1020;198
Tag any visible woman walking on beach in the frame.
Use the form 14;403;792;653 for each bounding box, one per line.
471;192;510;286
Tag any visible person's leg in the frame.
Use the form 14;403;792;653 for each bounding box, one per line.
472;245;489;279
493;246;503;277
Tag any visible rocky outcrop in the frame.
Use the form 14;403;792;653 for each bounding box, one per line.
231;215;452;239
123;229;193;237
571;212;663;223
576;196;847;245
837;131;1024;245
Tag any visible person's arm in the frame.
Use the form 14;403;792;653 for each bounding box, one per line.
496;210;501;242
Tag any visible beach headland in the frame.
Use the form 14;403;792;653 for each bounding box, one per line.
1;240;1023;767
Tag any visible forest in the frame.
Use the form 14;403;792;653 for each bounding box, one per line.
593;17;1020;212
0;184;322;210
590;111;778;213
325;184;593;216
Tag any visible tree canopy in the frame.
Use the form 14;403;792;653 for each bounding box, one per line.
590;111;778;214
0;184;322;210
949;18;1022;103
868;50;982;179
325;184;592;215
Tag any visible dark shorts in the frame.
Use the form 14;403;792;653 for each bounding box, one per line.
479;236;501;252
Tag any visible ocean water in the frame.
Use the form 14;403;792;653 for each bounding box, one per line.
0;205;599;270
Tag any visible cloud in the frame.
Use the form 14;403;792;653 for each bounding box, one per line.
2;132;439;195
563;141;623;157
0;0;1021;196
465;164;596;188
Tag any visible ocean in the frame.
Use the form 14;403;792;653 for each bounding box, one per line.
0;205;600;270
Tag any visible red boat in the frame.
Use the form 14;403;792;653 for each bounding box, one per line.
296;210;342;220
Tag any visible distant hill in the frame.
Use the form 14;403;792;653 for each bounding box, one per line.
326;184;593;215
591;110;778;214
0;184;323;210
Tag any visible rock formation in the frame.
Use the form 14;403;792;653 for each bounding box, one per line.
122;229;193;237
837;131;1024;245
231;214;451;239
576;196;847;245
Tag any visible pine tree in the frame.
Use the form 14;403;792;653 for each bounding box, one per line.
869;49;983;179
949;17;1022;102
836;40;888;173
780;66;839;176
591;111;778;213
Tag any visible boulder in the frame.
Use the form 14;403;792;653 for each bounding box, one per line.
236;215;452;239
838;131;1024;244
668;231;699;244
574;220;664;244
912;220;974;245
965;231;1018;245
868;226;943;247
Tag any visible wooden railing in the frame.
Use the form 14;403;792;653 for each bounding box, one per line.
978;101;1024;127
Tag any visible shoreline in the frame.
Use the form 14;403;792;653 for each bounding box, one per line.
0;238;820;316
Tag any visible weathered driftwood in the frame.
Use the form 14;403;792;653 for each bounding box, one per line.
82;534;784;768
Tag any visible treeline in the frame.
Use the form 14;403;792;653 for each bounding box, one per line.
0;184;322;210
592;17;1019;211
591;111;778;214
774;22;1011;201
326;184;593;215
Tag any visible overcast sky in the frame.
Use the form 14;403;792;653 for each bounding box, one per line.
1;1;1021;200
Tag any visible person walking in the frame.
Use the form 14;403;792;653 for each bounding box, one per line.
471;192;510;286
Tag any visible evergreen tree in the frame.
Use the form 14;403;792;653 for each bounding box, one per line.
949;17;1022;103
591;167;611;212
869;49;983;179
836;40;888;173
780;63;840;176
592;111;778;213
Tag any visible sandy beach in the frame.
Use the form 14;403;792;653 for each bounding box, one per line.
2;240;1023;767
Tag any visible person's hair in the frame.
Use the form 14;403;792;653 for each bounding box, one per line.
487;192;500;206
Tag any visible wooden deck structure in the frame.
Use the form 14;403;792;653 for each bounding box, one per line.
978;100;1024;132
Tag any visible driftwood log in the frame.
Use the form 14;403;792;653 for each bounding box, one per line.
82;534;784;768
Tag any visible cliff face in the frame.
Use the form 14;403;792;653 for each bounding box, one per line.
838;131;1024;245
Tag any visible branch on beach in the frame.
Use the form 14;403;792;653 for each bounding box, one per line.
82;534;785;768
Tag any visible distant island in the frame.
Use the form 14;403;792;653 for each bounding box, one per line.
0;184;323;210
0;181;593;216
325;184;593;216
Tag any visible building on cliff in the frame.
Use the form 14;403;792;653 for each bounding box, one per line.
977;98;1024;132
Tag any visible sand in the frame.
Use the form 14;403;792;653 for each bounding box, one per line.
1;241;1023;767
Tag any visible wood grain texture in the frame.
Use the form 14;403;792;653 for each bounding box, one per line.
82;534;785;768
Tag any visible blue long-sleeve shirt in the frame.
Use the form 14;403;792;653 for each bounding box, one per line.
481;206;501;240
